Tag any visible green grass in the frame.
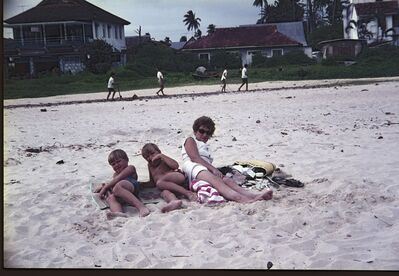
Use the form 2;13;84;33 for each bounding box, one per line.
4;46;399;99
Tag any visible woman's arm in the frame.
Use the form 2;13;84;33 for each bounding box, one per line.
184;137;222;176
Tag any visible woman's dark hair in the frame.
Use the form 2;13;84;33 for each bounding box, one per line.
192;116;215;136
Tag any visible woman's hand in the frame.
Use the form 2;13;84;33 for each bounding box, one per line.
212;168;224;178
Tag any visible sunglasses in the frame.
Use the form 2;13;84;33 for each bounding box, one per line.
198;128;212;136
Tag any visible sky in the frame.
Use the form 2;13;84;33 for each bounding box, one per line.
3;0;262;42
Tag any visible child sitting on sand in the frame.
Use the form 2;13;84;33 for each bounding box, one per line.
141;143;198;212
95;149;150;218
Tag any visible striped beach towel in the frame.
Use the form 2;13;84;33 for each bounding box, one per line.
190;179;226;204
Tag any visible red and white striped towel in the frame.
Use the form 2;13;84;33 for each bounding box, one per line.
190;179;226;204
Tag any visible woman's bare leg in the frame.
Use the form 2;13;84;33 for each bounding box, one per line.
196;170;253;203
223;177;273;201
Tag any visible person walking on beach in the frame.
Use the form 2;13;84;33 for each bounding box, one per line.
94;149;150;218
156;68;165;96
238;64;248;91
221;65;228;92
141;143;198;212
181;116;273;203
107;72;117;100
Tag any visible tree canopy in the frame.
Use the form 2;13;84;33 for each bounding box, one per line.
183;10;201;32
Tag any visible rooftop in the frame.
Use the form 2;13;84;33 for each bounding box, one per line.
183;25;302;50
4;0;130;25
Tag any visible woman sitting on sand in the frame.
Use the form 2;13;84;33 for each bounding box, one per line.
181;116;273;203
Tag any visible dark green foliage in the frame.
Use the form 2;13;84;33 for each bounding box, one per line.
265;0;305;23
309;23;343;49
321;58;338;66
210;51;241;70
127;41;200;75
356;45;399;63
80;39;114;74
252;50;314;67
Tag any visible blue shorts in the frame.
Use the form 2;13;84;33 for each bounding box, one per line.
125;175;140;195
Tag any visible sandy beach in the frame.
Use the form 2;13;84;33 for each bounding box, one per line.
3;77;399;269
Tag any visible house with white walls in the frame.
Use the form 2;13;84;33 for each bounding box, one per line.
344;0;399;45
182;22;311;66
3;0;130;77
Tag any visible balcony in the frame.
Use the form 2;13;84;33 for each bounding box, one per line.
5;36;91;57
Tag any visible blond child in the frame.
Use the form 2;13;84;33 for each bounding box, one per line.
141;143;198;212
95;149;150;218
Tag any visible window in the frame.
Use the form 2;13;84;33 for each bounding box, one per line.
248;51;260;56
95;23;99;38
107;25;111;38
119;26;122;39
114;25;118;39
199;53;210;61
272;49;283;57
102;25;106;38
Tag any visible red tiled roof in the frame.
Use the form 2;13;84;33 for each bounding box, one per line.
183;25;302;50
355;1;399;17
4;0;130;25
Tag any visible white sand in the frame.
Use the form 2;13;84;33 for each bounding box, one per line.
3;77;399;269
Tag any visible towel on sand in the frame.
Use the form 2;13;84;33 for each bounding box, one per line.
190;179;226;204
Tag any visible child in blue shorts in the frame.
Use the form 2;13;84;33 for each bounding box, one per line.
95;149;150;218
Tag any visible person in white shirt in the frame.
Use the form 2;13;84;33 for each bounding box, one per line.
220;65;228;92
107;72;117;100
238;64;248;91
156;68;165;96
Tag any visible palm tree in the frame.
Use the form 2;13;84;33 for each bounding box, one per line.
194;29;202;39
253;0;267;23
207;24;216;35
183;10;201;35
164;37;171;45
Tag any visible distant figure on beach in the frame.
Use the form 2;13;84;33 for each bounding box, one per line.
141;143;198;212
156;68;165;96
107;72;117;100
94;149;150;218
238;64;248;91
181;116;273;203
221;65;228;92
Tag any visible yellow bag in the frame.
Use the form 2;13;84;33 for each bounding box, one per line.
234;160;276;176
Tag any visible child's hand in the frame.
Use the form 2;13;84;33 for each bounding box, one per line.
151;153;163;166
99;186;109;199
94;183;105;193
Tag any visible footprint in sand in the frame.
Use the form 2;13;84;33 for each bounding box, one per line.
4;158;21;166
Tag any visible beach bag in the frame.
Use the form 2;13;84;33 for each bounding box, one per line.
233;160;276;177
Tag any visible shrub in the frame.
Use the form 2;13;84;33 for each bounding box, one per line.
253;49;314;68
80;40;114;74
356;45;399;64
210;51;241;70
127;41;200;75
